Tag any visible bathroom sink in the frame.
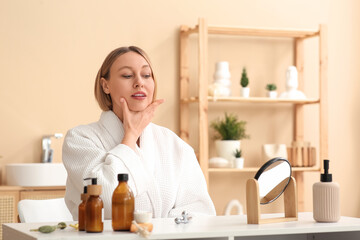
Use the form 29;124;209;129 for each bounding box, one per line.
5;163;67;187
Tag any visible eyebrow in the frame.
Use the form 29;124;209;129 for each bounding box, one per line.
117;65;150;72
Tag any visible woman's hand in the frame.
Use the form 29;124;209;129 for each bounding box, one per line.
120;98;164;150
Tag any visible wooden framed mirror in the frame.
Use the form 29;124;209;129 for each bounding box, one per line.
246;157;298;224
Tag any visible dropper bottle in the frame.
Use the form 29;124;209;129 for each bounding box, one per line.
78;185;88;231
85;178;104;232
313;159;340;222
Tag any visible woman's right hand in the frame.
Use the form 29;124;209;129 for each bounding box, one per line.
120;98;164;150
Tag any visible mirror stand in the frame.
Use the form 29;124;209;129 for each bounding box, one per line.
246;176;298;224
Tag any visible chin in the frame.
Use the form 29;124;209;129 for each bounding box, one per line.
128;103;149;112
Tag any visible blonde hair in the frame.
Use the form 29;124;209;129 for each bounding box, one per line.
94;46;157;111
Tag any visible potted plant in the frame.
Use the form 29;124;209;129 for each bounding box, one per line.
240;67;250;98
234;149;244;169
266;83;277;98
211;113;249;166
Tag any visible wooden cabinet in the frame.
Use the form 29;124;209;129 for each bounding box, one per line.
19;189;65;200
0;186;65;240
179;18;328;211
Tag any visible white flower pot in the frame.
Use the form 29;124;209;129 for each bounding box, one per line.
267;90;277;99
241;87;250;98
234;157;244;169
215;140;241;167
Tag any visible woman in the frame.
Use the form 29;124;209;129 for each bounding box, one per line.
63;46;216;220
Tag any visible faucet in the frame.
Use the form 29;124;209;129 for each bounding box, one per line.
42;133;63;163
174;211;192;224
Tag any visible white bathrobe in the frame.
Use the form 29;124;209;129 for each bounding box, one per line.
62;111;216;220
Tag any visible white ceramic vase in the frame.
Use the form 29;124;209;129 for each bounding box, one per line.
267;91;278;99
241;87;250;98
215;140;241;167
212;61;231;97
208;83;231;97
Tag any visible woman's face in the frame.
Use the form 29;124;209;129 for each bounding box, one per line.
101;51;155;118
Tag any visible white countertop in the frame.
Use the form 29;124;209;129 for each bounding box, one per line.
3;212;360;240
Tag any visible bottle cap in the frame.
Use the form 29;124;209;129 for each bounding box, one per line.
118;173;129;181
85;178;102;196
321;159;333;182
87;185;102;196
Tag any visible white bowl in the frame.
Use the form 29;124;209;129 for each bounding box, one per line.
134;211;152;223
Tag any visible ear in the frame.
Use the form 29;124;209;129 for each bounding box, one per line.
100;77;110;94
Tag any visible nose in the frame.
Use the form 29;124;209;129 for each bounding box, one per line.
133;74;144;88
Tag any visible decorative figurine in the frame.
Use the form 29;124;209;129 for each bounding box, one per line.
279;66;306;99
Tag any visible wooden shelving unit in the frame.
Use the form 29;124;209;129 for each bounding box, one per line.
181;96;320;104
179;18;328;211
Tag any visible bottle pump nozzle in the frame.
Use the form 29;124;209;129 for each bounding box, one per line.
84;177;98;185
321;159;332;182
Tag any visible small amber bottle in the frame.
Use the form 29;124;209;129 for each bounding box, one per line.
85;178;104;233
78;186;88;231
112;173;135;231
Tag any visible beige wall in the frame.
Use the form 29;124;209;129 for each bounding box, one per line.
1;0;359;217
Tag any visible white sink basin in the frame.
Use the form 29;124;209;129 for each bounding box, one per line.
5;163;67;187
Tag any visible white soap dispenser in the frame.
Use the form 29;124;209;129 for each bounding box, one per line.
313;159;340;222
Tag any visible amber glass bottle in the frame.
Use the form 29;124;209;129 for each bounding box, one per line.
112;173;134;231
78;186;88;231
85;178;104;233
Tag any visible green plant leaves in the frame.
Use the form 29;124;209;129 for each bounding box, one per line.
211;113;249;140
240;67;249;87
266;83;277;91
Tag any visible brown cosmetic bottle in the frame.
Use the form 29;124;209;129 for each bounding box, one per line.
85;178;104;233
112;173;135;231
78;186;88;231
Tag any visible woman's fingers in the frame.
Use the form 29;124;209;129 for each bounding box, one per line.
143;99;165;119
147;99;165;112
120;98;130;120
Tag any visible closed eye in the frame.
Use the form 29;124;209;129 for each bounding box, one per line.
122;75;133;79
143;74;151;78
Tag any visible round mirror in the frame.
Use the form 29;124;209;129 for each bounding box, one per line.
254;157;292;205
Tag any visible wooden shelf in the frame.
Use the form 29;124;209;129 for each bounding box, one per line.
208;166;320;173
182;25;319;39
181;96;320;104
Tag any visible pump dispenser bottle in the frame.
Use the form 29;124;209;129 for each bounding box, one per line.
85;178;104;232
313;159;340;222
112;173;134;231
78;186;88;231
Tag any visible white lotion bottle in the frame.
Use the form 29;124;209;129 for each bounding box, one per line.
313;159;340;222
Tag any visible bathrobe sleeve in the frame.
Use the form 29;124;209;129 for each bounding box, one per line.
62;126;150;217
168;145;216;217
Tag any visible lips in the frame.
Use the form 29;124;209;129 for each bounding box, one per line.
131;91;147;99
